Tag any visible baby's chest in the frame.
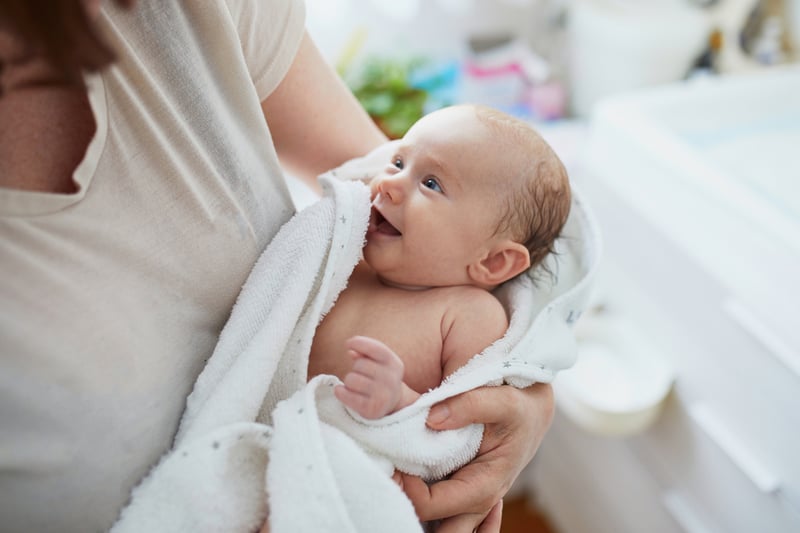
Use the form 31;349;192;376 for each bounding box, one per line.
314;290;447;392
360;307;445;390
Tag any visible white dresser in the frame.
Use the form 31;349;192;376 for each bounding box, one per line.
527;66;800;533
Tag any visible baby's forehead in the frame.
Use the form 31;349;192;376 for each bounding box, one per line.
403;120;506;167
407;106;487;137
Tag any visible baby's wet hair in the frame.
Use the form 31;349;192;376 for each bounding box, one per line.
473;105;572;274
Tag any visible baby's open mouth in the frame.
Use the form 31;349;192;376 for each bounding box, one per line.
370;207;402;236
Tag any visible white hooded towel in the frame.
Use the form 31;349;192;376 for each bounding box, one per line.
112;142;602;533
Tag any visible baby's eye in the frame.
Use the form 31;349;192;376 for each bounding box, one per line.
393;157;404;170
422;177;442;193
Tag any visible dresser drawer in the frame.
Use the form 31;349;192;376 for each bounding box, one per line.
632;397;800;532
530;412;681;533
578;173;800;507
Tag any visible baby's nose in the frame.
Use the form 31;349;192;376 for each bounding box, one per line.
375;175;405;203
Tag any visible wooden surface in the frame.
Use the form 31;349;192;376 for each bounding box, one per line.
500;495;556;533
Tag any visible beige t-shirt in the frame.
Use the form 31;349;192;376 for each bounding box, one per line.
0;1;305;531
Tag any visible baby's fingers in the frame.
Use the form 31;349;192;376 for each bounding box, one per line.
345;335;402;368
341;369;378;396
334;382;393;419
334;384;368;411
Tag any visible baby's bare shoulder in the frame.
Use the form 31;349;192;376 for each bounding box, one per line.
439;287;508;371
438;285;506;321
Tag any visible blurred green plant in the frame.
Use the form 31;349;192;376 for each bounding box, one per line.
345;57;428;139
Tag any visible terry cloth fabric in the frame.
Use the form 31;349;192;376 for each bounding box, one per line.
112;142;602;533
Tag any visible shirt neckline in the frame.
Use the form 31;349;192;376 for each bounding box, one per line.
0;72;108;218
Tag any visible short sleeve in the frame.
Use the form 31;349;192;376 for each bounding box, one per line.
224;0;307;102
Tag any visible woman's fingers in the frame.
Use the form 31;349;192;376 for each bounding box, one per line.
427;383;552;432
400;463;500;521
477;500;503;533
432;499;503;533
403;384;553;523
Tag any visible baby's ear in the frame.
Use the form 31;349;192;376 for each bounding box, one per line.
468;241;531;288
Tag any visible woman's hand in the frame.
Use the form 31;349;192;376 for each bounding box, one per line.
400;383;554;532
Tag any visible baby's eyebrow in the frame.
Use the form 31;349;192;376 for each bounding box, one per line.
401;144;460;191
391;144;411;161
426;153;460;192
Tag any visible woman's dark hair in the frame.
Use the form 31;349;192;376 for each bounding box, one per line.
0;0;133;93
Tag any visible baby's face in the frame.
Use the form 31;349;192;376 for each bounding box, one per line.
364;106;511;289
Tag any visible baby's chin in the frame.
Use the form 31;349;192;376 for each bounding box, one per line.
360;255;432;291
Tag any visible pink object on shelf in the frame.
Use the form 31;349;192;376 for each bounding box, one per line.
528;81;567;121
464;61;525;78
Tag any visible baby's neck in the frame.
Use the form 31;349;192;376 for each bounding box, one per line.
354;262;432;292
354;261;492;292
376;277;431;292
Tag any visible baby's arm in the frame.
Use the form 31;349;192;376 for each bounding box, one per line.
333;335;420;419
441;289;509;378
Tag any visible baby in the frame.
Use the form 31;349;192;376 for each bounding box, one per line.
307;104;571;419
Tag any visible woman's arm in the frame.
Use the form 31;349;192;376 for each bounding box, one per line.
260;31;387;188
401;383;555;532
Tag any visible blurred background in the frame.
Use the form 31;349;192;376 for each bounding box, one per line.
307;0;797;134
304;1;800;532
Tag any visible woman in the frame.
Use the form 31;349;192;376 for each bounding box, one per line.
0;1;554;531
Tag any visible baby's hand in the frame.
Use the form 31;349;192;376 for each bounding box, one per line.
334;336;404;419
